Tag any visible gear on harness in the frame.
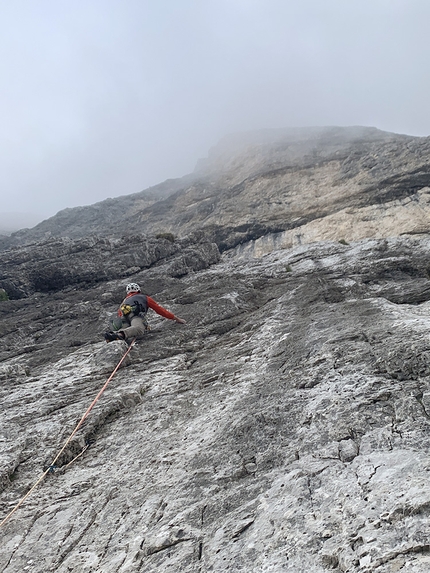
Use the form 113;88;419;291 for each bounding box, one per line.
120;303;137;316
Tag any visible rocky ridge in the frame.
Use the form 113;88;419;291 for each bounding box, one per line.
0;127;430;572
2;126;430;253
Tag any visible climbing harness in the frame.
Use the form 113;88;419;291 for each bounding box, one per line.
0;338;136;529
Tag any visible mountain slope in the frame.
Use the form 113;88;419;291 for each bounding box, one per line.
3;126;430;253
1;127;430;572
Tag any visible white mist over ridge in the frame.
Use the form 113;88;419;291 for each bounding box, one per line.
2;2;430;221
0;212;46;235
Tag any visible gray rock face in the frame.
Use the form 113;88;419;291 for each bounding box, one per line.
0;175;196;249
2;127;430;572
0;234;220;299
3;126;430;253
1;230;430;571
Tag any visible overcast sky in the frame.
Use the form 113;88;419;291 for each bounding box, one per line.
1;0;430;227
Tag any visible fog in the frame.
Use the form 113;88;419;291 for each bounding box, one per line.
1;0;430;230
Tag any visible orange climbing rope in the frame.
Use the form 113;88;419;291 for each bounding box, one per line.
0;339;136;529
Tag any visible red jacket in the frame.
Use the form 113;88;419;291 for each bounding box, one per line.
146;296;175;320
119;292;176;320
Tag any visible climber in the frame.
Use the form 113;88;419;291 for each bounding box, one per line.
104;282;186;343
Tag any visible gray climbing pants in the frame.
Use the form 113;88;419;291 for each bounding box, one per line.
119;315;147;340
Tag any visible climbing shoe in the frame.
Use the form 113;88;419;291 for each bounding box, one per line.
104;331;126;343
